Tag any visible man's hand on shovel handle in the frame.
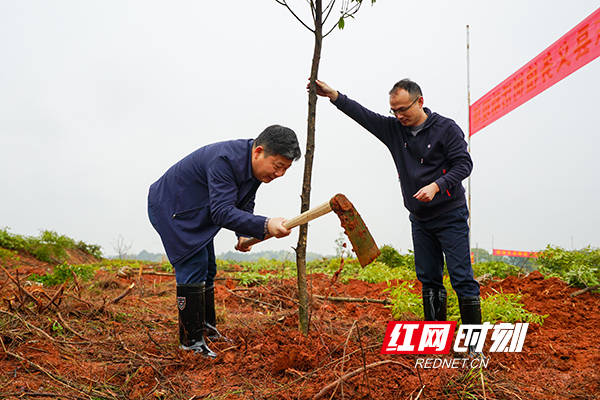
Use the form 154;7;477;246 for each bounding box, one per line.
268;217;291;238
235;237;253;252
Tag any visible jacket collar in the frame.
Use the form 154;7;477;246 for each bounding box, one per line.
246;139;259;183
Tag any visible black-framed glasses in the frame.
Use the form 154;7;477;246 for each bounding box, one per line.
390;96;420;116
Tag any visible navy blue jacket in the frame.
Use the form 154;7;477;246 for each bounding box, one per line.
148;139;266;264
333;93;473;220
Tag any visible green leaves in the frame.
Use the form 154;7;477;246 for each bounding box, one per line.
482;291;547;325
337;17;345;30
472;261;524;279
537;245;600;288
29;263;96;286
376;244;415;269
385;278;547;325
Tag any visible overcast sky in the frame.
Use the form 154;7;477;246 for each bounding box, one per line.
1;1;599;258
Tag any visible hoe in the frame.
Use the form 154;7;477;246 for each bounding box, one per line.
240;193;380;266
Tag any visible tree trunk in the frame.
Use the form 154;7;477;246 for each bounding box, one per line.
296;0;323;335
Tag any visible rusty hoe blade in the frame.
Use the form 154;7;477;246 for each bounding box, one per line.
329;194;381;267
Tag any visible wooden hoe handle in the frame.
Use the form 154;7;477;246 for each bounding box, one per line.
240;200;332;248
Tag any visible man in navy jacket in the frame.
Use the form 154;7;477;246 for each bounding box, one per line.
313;79;481;351
148;125;301;358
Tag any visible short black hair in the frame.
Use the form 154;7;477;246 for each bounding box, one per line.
254;125;301;161
389;79;423;99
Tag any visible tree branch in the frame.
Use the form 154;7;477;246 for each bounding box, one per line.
275;0;315;33
308;0;316;22
322;0;364;38
322;0;337;24
323;21;339;38
314;294;392;305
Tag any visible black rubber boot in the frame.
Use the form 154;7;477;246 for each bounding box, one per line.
177;283;216;358
422;288;447;321
204;284;229;342
458;296;485;359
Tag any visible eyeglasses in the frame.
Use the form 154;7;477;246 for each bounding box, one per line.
389;96;420;116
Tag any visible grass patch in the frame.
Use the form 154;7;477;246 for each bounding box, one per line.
29;263;97;286
308;258;416;284
217;254;418;286
0;247;19;263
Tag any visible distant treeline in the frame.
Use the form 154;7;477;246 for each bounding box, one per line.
110;249;329;262
218;250;328;262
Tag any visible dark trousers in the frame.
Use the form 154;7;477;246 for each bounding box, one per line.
172;241;217;285
148;202;217;286
410;205;479;298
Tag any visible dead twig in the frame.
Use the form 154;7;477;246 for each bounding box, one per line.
0;309;56;342
314;294;391;305
570;284;600;297
65;293;95;308
118;335;178;395
261;343;384;398
0;309;90;346
39;282;66;313
56;312;89;341
225;287;280;309
70;270;81;297
142;271;174;276
355;323;372;398
336;320;357;398
480;368;487;400
413;385;425;400
111;282;135;304
4;348;113;399
0;265;41;309
0;392;82;399
313;360;411;400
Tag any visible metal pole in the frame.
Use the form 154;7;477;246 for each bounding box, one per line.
466;25;472;231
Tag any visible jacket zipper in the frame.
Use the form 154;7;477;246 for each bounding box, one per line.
172;207;203;218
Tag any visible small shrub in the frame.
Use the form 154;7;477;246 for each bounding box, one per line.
235;271;270;286
0;227;28;252
76;241;102;258
384;281;422;319
472;261;524;279
0;228;102;262
482;291;547;325
386;278;460;321
386;279;546;325
0;248;19;263
160;261;173;273
376;245;414;269
29;263;96;286
356;261;416;283
537;246;600;288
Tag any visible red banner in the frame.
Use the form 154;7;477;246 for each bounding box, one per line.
470;7;600;136
493;249;539;259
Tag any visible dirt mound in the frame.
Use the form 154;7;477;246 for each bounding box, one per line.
0;246;101;276
0;263;598;399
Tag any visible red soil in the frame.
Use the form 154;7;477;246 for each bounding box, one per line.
0;261;598;399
